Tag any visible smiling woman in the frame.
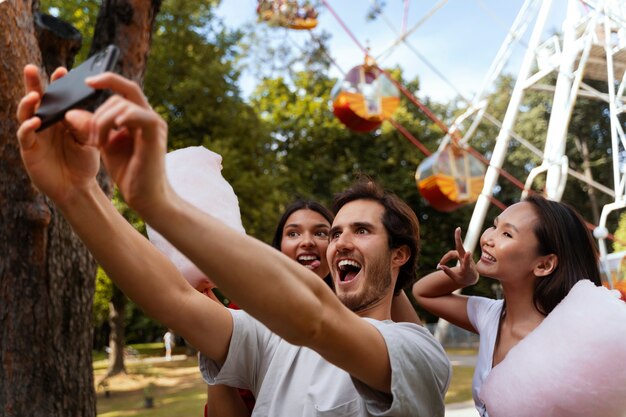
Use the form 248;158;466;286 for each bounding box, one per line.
272;199;334;286
412;195;605;417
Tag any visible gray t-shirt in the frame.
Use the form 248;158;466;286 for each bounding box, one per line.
199;309;450;417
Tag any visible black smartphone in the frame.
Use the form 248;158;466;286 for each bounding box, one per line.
35;44;120;132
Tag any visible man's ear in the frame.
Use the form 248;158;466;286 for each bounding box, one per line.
534;254;558;277
391;245;411;268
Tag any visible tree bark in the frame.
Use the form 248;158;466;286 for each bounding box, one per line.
574;136;600;225
34;11;82;75
104;286;127;378
0;2;96;416
0;1;160;415
90;0;162;381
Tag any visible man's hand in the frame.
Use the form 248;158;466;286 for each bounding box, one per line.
17;65;99;205
85;72;169;215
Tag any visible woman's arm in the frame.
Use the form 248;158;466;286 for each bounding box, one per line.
412;228;479;332
205;385;251;417
390;291;422;325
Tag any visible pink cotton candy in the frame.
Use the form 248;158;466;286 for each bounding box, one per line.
480;280;626;417
146;146;245;290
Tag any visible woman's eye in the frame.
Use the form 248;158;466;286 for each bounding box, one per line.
287;231;299;238
316;231;329;238
503;232;512;238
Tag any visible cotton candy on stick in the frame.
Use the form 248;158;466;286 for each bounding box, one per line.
146;146;245;292
480;280;626;417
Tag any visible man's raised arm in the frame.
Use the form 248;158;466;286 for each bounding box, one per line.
16;65;233;363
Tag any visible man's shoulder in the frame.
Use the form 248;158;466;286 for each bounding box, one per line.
361;318;441;347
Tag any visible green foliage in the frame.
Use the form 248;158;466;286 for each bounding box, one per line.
124;301;169;344
144;0;281;241
113;188;146;235
614;212;626;253
93;267;113;327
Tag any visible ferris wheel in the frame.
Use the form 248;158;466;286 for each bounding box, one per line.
456;0;626;296
256;0;626;298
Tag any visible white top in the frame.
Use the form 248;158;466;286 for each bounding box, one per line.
199;309;451;417
467;296;504;417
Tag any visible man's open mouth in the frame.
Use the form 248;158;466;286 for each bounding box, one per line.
338;259;362;282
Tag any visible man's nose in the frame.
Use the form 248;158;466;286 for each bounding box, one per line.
334;232;354;252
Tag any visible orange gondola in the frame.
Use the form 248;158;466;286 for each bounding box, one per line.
416;144;485;212
257;0;318;30
599;251;626;301
331;57;400;133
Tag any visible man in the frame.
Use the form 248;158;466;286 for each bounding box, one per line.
17;66;450;416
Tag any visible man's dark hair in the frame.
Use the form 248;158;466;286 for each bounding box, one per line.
332;178;420;294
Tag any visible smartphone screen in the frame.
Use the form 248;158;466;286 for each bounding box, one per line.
35;44;120;132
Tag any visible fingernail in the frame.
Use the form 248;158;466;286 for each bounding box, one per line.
436;263;441;270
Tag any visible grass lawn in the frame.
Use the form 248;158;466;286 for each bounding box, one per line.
95;345;476;416
445;365;474;404
445;347;477;404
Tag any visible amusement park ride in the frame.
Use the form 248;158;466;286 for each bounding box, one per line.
258;0;626;299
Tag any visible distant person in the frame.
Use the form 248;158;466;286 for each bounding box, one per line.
163;330;174;360
17;66;450;416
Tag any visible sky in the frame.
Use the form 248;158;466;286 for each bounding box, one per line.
214;0;569;102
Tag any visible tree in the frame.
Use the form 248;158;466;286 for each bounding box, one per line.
0;1;160;414
143;0;282;241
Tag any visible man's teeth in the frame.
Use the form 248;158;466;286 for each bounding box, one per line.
338;259;361;269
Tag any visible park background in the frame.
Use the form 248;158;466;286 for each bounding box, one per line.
0;0;623;416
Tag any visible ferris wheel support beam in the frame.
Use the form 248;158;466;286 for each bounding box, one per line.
543;0;587;200
603;8;624;202
464;0;555;253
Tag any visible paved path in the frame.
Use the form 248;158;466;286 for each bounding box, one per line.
445;353;478;416
448;353;478;367
446;400;479;416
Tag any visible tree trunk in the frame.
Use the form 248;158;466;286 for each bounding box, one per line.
574;136;600;225
90;0;162;381
0;2;96;416
105;286;127;378
0;1;160;415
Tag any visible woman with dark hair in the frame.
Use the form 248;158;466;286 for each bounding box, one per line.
271;199;335;287
412;195;602;417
